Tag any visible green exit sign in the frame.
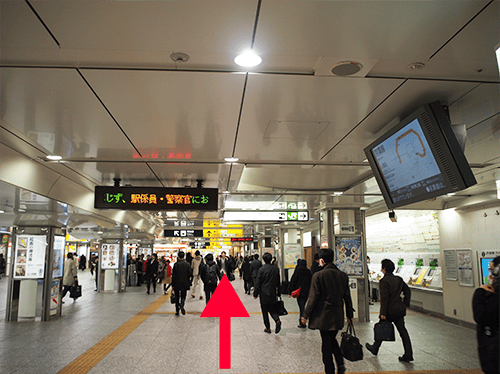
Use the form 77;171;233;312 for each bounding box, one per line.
287;212;298;220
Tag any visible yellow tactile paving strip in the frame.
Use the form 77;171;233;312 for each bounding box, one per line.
57;294;170;374
57;294;481;374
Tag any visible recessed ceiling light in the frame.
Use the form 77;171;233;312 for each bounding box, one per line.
46;155;62;161
447;193;456;196
224;157;239;163
234;50;262;67
0;210;4;214
223;191;230;194
407;62;425;70
332;192;343;196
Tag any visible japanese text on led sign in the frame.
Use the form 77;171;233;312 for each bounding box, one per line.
95;187;218;211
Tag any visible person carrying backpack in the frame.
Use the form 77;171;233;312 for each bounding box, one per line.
200;253;222;304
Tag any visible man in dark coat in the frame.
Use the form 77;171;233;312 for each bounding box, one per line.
145;253;159;294
199;253;222;304
310;253;321;274
301;248;353;374
171;251;193;315
288;259;312;328
253;252;282;334
250;253;262;290
366;259;413;362
217;251;233;276
472;256;499;374
241;256;252;294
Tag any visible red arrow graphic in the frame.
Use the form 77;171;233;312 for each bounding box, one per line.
200;275;250;369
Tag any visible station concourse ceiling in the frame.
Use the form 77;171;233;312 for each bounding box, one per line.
0;1;499;234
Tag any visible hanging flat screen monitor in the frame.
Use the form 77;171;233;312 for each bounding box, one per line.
364;101;476;210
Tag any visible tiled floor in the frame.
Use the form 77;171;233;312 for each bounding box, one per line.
0;271;482;374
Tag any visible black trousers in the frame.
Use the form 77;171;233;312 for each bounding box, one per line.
62;285;73;299
146;275;156;293
260;302;280;330
174;289;187;311
373;315;413;358
244;280;251;293
319;330;343;374
297;297;307;319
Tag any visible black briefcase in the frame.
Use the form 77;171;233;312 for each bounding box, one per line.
374;319;395;341
340;321;364;362
275;297;288;316
70;282;82;299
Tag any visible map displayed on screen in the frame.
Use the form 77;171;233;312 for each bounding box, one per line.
372;118;446;203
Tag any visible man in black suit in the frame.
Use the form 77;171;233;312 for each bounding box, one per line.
145;253;159;294
253;252;282;334
301;248;353;374
172;251;193;315
250;253;262;290
366;259;413;362
217;251;232;276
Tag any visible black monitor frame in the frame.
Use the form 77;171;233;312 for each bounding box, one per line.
364;101;476;210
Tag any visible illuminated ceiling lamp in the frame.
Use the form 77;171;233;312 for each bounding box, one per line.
46;155;62;161
234;50;262;67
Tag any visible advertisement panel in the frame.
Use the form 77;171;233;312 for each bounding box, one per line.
101;243;119;269
14;235;47;278
334;236;363;277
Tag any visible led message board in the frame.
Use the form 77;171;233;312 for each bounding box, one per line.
95;187;218;211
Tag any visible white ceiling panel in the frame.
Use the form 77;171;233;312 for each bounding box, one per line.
238;165;372;192
322;79;481;162
256;1;487;61
368;1;499;81
1;68;137;157
235;74;403;160
81;69;246;160
149;163;226;190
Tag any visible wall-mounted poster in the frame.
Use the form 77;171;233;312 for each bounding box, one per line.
52;236;65;278
101;243;119;269
14;235;47;278
50;279;60;315
457;249;473;287
284;244;302;269
443;249;457;280
334;236;363;277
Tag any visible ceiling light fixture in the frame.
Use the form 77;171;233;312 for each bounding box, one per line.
0;210;4;214
46;155;62;161
447;193;456;196
332;192;343;196
234;50;262;67
224;157;239;163
407;62;425;70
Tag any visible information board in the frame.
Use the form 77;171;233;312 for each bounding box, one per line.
95;186;218;211
52;236;65;278
14;235;47;278
101;243;119;269
443;249;458;280
334;236;363;277
457;249;473;287
284;244;301;269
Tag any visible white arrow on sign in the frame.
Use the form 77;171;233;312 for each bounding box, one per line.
174;230;180;236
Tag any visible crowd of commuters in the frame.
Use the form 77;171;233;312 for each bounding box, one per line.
54;249;498;374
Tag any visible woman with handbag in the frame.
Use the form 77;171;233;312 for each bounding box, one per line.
162;259;172;295
288;259;312;328
62;252;78;302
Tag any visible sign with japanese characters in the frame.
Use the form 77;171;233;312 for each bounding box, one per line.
223;211;308;222
95;187;218;211
14;235;47;278
164;230;204;238
101;243;119;269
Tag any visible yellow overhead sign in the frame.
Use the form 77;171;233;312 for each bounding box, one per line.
203;220;242;228
203;229;243;238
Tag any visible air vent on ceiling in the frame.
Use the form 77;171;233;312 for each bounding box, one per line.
331;61;363;76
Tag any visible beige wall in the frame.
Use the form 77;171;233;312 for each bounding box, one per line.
438;205;500;325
